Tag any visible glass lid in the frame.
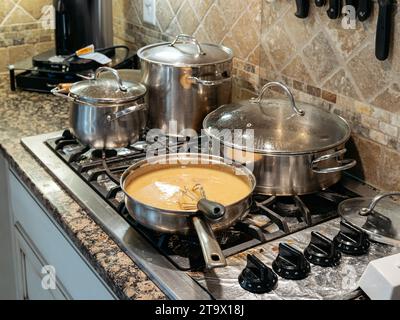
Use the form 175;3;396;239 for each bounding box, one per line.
137;34;233;66
339;192;400;246
203;82;351;154
70;67;146;104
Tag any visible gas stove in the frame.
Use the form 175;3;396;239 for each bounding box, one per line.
21;130;400;300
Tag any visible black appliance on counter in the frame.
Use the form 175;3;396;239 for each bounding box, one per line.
9;0;138;93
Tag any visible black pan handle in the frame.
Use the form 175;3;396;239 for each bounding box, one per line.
344;0;358;9
327;0;341;19
375;0;394;61
357;0;372;21
197;198;225;221
295;0;310;18
315;0;326;6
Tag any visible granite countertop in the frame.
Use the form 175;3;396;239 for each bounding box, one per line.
0;77;165;300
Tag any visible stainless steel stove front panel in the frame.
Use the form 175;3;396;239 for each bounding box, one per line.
21;131;211;300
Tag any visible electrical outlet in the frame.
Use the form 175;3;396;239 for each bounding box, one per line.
143;0;156;25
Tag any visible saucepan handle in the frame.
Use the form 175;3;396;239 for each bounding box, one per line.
105;103;147;122
192;216;227;269
359;192;400;216
312;148;357;174
189;74;232;87
50;84;74;100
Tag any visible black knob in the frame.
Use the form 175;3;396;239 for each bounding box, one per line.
239;254;278;294
272;243;311;280
333;220;370;256
304;232;341;267
315;0;326;6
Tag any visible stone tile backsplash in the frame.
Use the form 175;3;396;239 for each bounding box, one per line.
0;0;53;71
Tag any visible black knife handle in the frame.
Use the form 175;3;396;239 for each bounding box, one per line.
315;0;326;6
357;0;372;21
295;0;310;18
327;0;341;19
375;0;394;61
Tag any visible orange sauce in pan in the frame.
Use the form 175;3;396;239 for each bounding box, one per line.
125;166;251;211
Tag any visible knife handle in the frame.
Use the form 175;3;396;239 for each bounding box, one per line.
327;0;341;19
357;0;372;21
375;0;393;61
315;0;326;6
295;0;310;18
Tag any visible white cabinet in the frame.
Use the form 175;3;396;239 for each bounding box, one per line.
1;163;117;300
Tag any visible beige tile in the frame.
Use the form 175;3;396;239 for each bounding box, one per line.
156;0;175;32
8;44;35;64
188;0;213;21
323;69;360;100
168;0;184;14
177;0;199;35
202;4;228;44
2;5;35;25
216;0;247;28
372;83;400;113
281;55;314;84
19;0;51;20
0;0;15;25
0;47;10;72
302;32;339;83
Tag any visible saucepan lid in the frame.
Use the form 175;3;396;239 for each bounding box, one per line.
203;82;351;155
339;192;400;246
69;67;147;105
138;34;233;67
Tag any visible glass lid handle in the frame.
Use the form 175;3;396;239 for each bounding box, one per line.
169;34;206;56
251;82;305;116
359;192;400;216
95;67;128;92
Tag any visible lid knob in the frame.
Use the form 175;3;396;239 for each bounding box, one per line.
169;34;206;56
238;254;278;293
333;220;370;256
272;243;311;280
304;231;341;267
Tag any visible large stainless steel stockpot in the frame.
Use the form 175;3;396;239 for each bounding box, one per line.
52;67;147;149
120;153;256;268
203;82;357;195
137;34;233;136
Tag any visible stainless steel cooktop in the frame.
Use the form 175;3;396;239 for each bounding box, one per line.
21;130;400;300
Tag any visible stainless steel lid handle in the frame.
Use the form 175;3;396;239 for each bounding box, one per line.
252;81;305;116
169;34;206;56
359;192;400;216
95;66;128;92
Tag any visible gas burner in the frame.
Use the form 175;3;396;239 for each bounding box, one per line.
272;197;300;217
91;149;118;159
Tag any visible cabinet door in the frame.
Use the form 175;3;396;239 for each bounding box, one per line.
15;224;69;300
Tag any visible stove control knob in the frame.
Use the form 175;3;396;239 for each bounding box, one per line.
239;254;278;293
304;231;341;267
272;243;311;280
334;220;370;256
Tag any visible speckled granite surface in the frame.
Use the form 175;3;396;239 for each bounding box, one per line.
0;77;165;300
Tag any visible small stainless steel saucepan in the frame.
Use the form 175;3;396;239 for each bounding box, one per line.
120;153;256;269
51;67;147;149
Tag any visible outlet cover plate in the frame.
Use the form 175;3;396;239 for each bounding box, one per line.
143;0;156;25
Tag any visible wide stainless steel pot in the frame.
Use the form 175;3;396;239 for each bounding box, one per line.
52;67;147;149
138;34;233;136
120;153;256;268
203;82;357;195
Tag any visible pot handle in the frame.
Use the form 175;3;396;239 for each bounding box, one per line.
192;216;227;269
312;148;357;174
105;103;147;122
189;74;231;87
359;192;400;216
95;67;128;92
251;81;305;116
50;85;74;100
170;34;206;56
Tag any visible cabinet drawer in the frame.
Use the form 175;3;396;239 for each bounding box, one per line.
8;170;115;300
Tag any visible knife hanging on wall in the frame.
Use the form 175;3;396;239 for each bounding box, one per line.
357;0;372;21
315;0;326;6
375;0;394;61
327;0;342;19
295;0;310;18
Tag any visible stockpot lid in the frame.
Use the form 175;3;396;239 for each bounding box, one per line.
137;34;233;67
339;192;400;246
203;82;351;155
69;67;147;105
